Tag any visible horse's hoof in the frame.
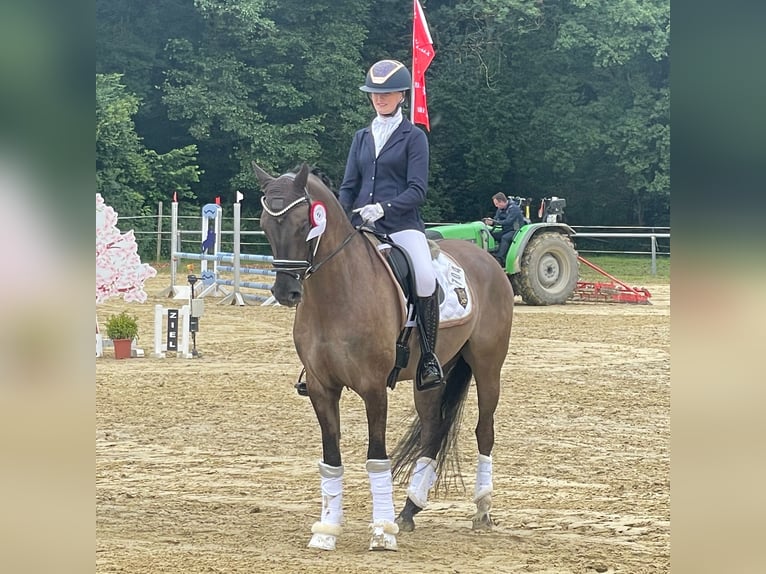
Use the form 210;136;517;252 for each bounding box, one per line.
471;493;493;530
395;514;415;532
368;521;399;551
471;512;493;531
308;532;337;550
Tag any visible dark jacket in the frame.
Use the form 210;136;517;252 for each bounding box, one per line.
492;201;524;236
338;117;429;234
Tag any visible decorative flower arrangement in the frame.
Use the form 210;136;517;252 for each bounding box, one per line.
96;193;157;304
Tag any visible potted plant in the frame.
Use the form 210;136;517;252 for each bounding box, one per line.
105;311;139;359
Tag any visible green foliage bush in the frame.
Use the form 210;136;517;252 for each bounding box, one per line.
105;311;139;341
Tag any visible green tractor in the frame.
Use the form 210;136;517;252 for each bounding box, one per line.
426;197;579;305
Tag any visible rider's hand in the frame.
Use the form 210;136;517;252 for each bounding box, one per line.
483;217;494;226
354;203;384;223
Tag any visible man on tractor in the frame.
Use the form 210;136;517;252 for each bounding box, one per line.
483;192;525;265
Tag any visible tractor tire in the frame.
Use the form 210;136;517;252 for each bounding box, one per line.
515;232;578;305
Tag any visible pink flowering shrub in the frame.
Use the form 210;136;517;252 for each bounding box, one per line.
96;193;157;303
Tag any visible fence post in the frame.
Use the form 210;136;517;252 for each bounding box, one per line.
651;235;657;275
156;201;163;262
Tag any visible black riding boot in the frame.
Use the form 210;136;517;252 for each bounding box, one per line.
415;288;444;391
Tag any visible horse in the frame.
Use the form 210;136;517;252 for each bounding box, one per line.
253;162;514;551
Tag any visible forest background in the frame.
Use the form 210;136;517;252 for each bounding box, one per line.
96;0;669;246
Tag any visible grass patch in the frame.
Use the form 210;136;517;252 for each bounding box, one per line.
576;253;670;284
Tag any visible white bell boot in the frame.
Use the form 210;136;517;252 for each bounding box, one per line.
308;460;344;550
366;459;399;551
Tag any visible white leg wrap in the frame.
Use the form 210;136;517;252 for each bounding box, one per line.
366;459;398;550
406;456;437;509
366;459;396;524
473;453;493;503
308;460;343;551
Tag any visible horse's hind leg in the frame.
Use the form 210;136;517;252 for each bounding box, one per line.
396;388;443;532
470;363;501;531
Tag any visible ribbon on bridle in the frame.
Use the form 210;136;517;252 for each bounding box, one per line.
260;179;358;281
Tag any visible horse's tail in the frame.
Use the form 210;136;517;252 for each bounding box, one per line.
391;355;473;495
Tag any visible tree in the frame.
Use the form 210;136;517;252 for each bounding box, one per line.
161;0;372;201
96;73;201;253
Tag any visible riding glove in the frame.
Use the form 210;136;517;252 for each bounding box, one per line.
354;202;384;223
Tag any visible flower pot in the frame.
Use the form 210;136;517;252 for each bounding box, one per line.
113;338;133;359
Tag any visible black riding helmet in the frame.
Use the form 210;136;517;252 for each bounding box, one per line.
359;59;412;93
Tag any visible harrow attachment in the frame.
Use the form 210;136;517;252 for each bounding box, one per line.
572;256;652;305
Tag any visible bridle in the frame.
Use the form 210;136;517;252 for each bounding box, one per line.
260;177;359;282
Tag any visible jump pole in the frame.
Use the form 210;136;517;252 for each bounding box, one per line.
158;199;181;298
219;198;248;306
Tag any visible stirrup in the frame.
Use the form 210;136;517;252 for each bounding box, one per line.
415;353;443;391
295;367;308;396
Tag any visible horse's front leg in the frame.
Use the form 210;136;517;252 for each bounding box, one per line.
307;383;343;551
364;384;399;551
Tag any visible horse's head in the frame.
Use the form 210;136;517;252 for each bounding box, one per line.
253;162;313;306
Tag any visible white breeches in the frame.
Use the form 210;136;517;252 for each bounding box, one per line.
389;229;436;297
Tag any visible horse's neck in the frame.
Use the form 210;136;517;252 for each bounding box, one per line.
306;222;385;300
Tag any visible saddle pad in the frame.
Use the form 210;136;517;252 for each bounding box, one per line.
433;252;473;325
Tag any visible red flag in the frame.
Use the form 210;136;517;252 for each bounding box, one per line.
412;0;434;130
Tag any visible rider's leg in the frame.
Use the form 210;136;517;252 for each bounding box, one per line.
389;230;443;388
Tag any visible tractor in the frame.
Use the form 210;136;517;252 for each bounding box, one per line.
426;197;579;305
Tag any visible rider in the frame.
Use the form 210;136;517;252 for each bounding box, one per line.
338;59;443;390
483;192;525;266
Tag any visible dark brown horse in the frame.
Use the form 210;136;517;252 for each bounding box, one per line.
254;162;513;551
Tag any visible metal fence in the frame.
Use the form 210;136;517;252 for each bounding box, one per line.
570;226;670;275
119;204;670;274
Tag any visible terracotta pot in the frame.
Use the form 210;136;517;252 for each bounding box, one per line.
113;338;133;360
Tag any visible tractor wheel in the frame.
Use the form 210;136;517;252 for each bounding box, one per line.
515;232;578;305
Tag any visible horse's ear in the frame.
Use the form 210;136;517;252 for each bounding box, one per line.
294;162;310;192
251;162;273;187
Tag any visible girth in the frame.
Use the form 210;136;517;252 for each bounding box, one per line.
360;230;424;390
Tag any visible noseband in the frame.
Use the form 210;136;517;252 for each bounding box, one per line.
260;178;358;282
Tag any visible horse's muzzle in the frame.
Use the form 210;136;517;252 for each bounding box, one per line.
272;275;303;307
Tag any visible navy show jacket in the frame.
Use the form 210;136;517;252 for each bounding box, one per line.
338;117;429;235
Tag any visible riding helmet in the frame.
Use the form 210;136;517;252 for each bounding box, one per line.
359;60;412;93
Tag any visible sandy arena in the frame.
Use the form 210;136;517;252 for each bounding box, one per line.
97;273;669;573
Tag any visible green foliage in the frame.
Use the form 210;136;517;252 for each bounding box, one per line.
96;73;201;213
105;311;140;341
96;0;670;230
